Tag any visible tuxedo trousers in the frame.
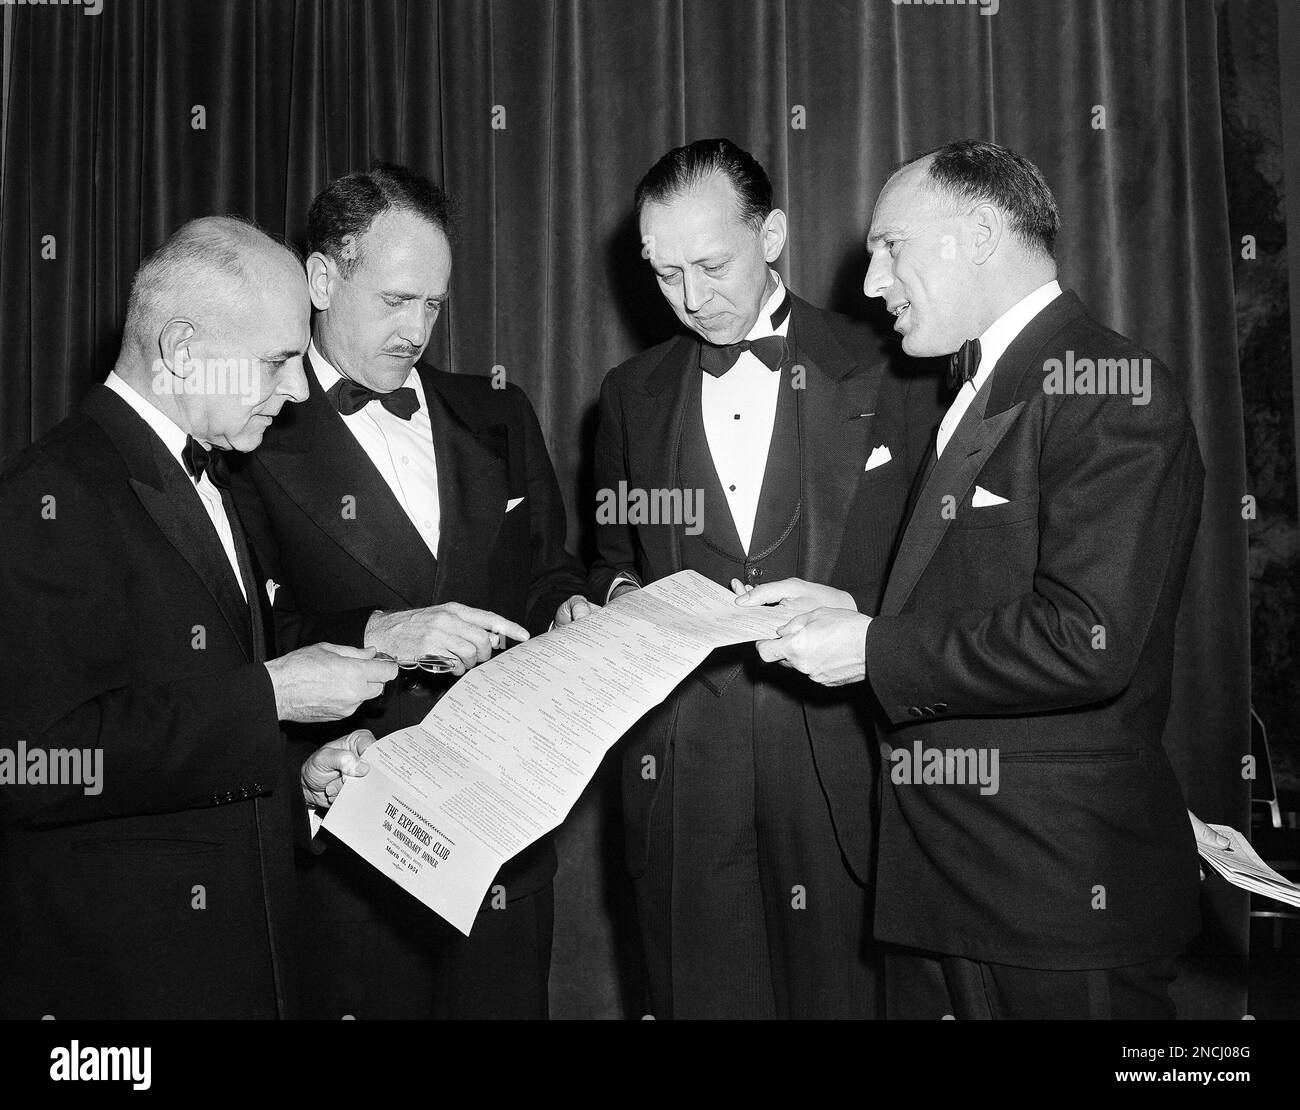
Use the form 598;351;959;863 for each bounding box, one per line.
634;658;878;1019
885;947;1178;1020
295;880;552;1020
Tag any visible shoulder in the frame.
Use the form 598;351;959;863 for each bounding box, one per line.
602;334;688;395
0;406;126;545
1;406;119;496
419;362;541;429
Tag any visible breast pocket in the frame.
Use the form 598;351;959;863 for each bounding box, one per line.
953;494;1039;530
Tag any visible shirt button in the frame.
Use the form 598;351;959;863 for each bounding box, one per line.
401;455;410;465
423;520;432;530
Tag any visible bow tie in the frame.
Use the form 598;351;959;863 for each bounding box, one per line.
327;378;420;420
183;435;230;489
698;288;793;377
699;334;788;377
948;337;982;390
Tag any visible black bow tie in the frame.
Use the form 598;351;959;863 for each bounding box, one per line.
948;338;982;390
183;435;230;489
326;378;420;420
699;334;789;377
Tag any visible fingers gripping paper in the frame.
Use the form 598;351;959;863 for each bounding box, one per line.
322;570;790;934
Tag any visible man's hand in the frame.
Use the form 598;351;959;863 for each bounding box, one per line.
265;644;398;723
755;608;873;686
556;582;638;626
554;594;599;626
302;729;378;809
365;603;529;675
733;576;858;615
1189;810;1229;850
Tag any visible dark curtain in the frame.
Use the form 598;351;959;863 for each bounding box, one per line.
0;0;1250;1018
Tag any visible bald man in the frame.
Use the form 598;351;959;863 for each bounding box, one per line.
0;216;397;1019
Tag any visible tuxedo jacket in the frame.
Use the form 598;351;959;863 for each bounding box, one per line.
0;387;297;1019
865;291;1204;970
229;355;586;912
589;293;940;882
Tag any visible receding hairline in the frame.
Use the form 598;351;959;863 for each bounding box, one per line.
124;216;304;345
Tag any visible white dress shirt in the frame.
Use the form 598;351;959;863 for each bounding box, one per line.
935;280;1062;458
104;371;247;599
309;340;441;558
700;271;791;552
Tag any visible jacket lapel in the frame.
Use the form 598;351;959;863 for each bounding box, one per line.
880;383;1024;615
879;291;1085;616
791;298;883;585
83;388;255;660
253;353;438;609
642;337;699;576
418;367;509;603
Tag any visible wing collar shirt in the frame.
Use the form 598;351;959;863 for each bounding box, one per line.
309;339;441;558
935;279;1062;458
104;370;247;599
700;269;791;553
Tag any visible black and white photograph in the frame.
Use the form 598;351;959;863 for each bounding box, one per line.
0;0;1297;1091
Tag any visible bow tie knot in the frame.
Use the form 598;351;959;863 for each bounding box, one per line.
183;435;230;488
699;334;788;378
948;337;982;390
327;378;421;420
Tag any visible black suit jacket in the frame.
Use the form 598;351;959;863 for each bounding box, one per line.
866;291;1204;969
229;355;586;912
589;294;939;882
0;386;297;1019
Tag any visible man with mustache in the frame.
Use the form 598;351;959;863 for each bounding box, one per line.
0;216;397;1018
557;139;939;1018
230;163;585;1019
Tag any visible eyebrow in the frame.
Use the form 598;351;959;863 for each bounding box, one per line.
654;253;731;271
381;289;449;301
866;227;901;248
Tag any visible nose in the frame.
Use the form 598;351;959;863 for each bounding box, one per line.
397;301;431;350
279;356;310;404
864;251;892;301
681;270;712;315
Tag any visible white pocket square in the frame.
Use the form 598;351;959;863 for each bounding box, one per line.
864;445;892;472
971;485;1009;507
506;497;525;512
266;579;280;605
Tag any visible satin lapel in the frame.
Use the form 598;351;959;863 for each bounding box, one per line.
880;384;1025;616
254;354;437;609
791;301;881;584
643;337;699;575
81;388;255;660
420;368;509;602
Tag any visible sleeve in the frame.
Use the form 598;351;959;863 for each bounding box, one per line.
585;370;642;604
510;384;589;635
865;361;1205;726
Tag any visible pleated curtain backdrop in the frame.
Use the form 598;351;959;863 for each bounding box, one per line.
0;0;1250;1018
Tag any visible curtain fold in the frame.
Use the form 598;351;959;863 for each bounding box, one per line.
0;0;1249;1019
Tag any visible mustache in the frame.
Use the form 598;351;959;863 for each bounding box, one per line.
382;345;422;357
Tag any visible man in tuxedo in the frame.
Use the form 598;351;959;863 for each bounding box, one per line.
0;216;398;1019
555;139;939;1018
229;163;585;1019
743;140;1205;1019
